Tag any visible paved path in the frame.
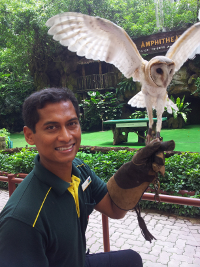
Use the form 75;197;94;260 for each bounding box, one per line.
1;188;200;266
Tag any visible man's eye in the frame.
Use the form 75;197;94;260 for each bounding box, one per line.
69;121;78;126
46;125;55;130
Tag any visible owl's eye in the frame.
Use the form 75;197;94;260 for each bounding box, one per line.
170;69;173;74
156;68;163;74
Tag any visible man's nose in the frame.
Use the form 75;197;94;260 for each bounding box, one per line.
58;127;72;142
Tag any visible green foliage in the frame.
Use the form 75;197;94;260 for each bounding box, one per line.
0;148;38;174
0;70;35;132
0;147;200;216
116;77;137;96
129;110;148;119
164;152;200;192
140;152;200;217
193;76;200;97
0;0;198;132
77;150;200;217
77;150;135;182
80;91;123;131
170;95;192;123
0;128;10;148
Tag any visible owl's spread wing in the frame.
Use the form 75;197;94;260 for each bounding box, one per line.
46;12;143;80
166;22;200;72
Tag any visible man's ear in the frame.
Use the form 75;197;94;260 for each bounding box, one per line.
23;126;35;145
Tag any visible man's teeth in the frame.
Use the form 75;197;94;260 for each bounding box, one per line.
56;145;73;151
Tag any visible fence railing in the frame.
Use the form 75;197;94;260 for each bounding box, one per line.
77;72;118;91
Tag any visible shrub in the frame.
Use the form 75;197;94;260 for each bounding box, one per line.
0;148;199;217
77;150;200;217
0;128;10;148
0;148;38;174
79;91;123;131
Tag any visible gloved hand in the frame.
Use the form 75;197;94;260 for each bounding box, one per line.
107;139;175;242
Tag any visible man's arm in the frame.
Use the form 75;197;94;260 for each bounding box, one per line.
95;192;128;219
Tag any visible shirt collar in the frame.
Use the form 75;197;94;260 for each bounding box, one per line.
33;154;81;196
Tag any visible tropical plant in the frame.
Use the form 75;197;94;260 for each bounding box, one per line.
116;77;137;96
129;110;148;119
79;91;123;131
0;148;200;216
0;128;10;148
170;95;192;123
0;0;198;132
193;76;200;97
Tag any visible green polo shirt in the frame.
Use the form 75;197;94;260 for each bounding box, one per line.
0;154;107;267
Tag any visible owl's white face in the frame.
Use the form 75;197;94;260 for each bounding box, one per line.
149;56;175;88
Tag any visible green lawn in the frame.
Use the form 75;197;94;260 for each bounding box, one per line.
10;124;200;153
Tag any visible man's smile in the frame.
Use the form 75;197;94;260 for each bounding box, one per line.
55;144;75;151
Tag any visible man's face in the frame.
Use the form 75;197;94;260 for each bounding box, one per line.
24;101;81;171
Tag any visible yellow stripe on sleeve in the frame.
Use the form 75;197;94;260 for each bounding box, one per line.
33;187;52;227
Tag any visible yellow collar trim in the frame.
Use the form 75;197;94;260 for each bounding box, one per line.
67;175;81;218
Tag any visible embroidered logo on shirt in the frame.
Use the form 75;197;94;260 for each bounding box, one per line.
82;176;92;191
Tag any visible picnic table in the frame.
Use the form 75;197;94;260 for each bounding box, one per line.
103;117;167;145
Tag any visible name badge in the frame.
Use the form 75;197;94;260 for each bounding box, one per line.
82;176;92;191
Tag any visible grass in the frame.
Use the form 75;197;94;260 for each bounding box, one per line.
10;124;200;153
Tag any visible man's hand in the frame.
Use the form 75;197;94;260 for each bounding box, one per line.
106;139;175;242
107;139;175;210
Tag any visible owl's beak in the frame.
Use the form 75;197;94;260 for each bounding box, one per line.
162;79;168;88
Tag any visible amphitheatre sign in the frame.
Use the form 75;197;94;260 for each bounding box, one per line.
133;29;184;55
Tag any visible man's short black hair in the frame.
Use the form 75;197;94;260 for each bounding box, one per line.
22;87;80;133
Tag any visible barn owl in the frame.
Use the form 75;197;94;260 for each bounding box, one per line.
46;12;200;143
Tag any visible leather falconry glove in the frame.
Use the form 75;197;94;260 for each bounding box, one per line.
107;139;175;242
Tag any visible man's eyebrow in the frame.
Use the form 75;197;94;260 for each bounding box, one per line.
43;118;79;126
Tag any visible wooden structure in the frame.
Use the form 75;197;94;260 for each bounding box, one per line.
103;118;167;145
77;58;118;92
77;72;118;91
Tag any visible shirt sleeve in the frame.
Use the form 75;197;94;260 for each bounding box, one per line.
89;168;108;205
0;218;49;267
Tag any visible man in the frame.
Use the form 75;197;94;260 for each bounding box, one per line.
0;87;172;267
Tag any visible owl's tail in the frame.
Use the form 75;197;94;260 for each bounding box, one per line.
165;98;178;114
128;91;146;108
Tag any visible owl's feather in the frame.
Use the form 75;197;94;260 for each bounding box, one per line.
166;22;200;71
46;12;143;80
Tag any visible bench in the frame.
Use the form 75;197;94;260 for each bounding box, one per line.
103;117;167;145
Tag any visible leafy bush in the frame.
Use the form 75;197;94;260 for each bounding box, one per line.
170;95;192;123
0;148;199;216
77;150;136;182
193;77;200;98
116;77;137;97
162;152;200;193
0;128;10;148
77;150;200;217
80;91;123;131
0;148;38;174
129;110;148;119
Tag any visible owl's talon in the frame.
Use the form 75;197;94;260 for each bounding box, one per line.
146;128;152;145
146;135;152;145
156;132;163;141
